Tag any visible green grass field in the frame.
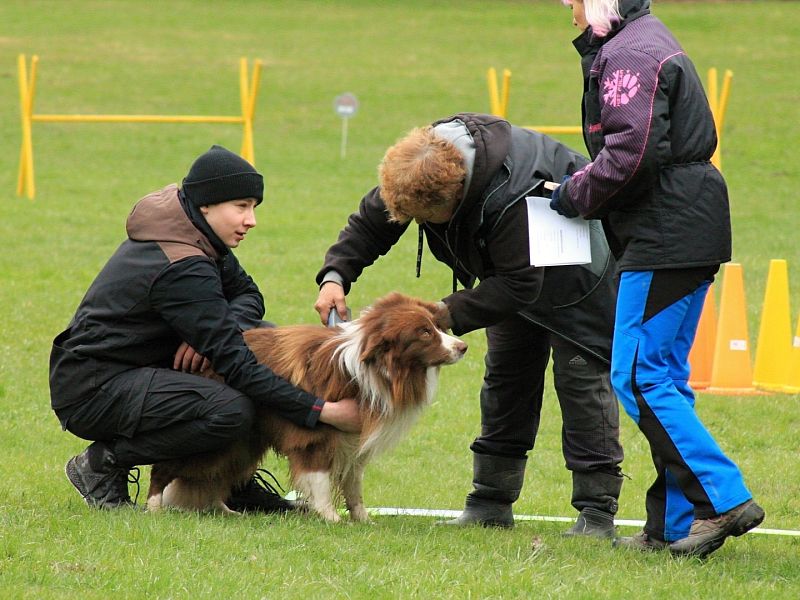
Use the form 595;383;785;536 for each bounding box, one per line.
1;1;799;598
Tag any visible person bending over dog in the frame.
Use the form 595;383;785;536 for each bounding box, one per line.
50;145;361;511
314;113;624;537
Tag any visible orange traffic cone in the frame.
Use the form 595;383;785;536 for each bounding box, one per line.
688;284;717;390
753;259;793;391
784;315;800;394
706;263;761;395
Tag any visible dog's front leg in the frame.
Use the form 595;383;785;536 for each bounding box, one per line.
342;459;370;523
293;470;340;522
146;464;172;512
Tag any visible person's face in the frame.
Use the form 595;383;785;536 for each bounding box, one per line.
200;198;258;248
570;0;589;31
413;201;457;225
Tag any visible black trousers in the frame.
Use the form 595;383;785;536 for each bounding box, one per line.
470;313;623;475
59;367;255;468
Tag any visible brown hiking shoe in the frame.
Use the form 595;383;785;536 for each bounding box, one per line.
612;530;668;551
669;499;765;558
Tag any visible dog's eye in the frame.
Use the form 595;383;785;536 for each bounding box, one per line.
419;327;432;338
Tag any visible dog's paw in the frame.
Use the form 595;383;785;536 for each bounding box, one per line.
348;505;371;523
146;495;163;513
320;509;342;523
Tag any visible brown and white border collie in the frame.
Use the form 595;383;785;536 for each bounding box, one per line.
146;292;467;522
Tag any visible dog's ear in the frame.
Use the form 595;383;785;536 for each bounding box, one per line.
359;327;385;363
358;301;386;363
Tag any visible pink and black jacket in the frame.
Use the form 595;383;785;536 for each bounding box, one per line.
558;0;732;272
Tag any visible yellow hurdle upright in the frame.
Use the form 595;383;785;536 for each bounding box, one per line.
707;68;733;171
487;67;511;119
15;54;262;199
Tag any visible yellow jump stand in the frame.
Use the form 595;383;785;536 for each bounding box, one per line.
487;67;511;120
486;67;731;161
16;54;262;199
707;68;733;172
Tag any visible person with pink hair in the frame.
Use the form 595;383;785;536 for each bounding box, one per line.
551;0;763;558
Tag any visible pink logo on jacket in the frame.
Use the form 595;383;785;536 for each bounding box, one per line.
603;70;641;107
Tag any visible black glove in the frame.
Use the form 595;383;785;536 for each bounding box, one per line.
549;175;579;218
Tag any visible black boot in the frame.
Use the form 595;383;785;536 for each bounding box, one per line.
563;507;616;538
562;470;623;538
439;453;527;528
65;441;135;509
226;469;298;514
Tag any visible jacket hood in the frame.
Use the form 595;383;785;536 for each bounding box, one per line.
431;113;511;220
620;0;650;19
574;0;650;53
126;184;220;260
607;0;651;36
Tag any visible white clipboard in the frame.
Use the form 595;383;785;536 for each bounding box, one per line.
525;196;591;266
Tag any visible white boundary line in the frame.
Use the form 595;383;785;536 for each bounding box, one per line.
368;507;800;537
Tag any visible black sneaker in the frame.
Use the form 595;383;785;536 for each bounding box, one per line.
226;469;297;514
65;442;138;509
669;499;765;558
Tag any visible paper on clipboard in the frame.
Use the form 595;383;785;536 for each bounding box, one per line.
526;196;591;266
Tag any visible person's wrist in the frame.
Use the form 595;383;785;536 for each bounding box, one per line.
320;270;345;289
434;301;453;331
319;401;338;425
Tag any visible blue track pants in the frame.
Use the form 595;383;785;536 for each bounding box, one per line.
611;270;752;541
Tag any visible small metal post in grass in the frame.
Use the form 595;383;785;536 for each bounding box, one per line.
333;92;359;159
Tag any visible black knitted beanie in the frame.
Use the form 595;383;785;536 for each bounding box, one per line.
182;145;263;206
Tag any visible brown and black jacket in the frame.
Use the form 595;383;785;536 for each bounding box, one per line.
50;185;323;429
317;113;617;362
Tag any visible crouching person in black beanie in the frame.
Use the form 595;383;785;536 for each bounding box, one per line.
51;145;361;511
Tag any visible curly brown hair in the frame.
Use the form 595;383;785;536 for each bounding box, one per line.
378;127;465;224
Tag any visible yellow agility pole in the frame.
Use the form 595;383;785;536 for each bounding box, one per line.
487;67;511;119
17;54;38;199
707;67;733;172
31;114;245;124
487;68;500;116
15;54;263;199
526;124;582;136
239;56;262;165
